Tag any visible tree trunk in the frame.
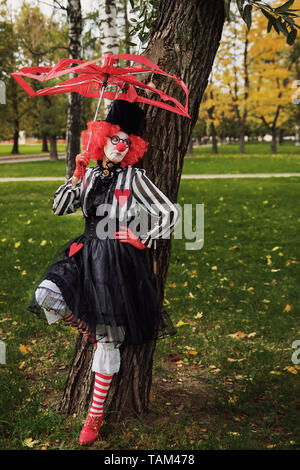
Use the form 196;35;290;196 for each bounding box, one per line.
60;335;94;414
49;136;58;160
278;128;284;145
11;125;19;154
186;137;193;157
11;80;20;155
123;0;131;56
210;121;218;154
239;123;245;154
99;0;119;113
42;134;49;152
271;128;277;153
65;0;82;180
60;0;225;420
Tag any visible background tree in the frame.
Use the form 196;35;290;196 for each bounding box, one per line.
15;2;69;157
247;9;292;153
192;118;207;146
65;0;83;179
0;2;34;153
214;16;250;153
199;79;233;154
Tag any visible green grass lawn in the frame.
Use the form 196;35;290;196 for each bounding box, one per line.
0;171;299;450
0;142;300;178
0;144;66;157
183;149;300;174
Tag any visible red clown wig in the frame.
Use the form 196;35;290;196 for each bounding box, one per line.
81;121;149;168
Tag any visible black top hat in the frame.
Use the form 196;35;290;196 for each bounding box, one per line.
105;99;144;135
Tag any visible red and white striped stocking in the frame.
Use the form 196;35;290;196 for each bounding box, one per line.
63;312;89;340
89;372;113;418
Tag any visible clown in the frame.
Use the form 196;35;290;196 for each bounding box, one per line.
28;100;180;445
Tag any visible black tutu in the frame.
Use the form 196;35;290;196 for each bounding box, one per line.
27;217;177;346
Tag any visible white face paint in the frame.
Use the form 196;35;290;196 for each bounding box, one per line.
103;130;130;163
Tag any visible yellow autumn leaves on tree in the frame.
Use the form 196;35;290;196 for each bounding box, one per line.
198;0;300;153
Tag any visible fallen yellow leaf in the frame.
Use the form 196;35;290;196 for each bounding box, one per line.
23;437;39;448
284;366;298;374
194;312;203;319
186;350;198;356
19;344;31;355
175;320;188;327
228;395;238;404
228;331;256;340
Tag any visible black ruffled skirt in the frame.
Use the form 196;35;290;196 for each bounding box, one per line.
28;218;176;346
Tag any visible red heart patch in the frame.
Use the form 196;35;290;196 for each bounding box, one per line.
114;189;131;207
69;242;83;257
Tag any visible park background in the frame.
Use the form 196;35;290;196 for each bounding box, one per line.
0;0;300;451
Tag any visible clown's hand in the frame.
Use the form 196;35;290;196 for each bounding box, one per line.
115;226;147;250
72;152;90;185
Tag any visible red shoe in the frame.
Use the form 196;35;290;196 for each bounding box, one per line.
79;414;103;446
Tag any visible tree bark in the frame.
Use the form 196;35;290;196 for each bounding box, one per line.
239;124;245;154
11;79;19;155
65;0;82;180
271;128;277;153
99;0;119;113
42;134;49;152
210;121;218;154
186;138;193;157
11;125;19;154
240;28;249;154
60;0;225;420
49;136;58;160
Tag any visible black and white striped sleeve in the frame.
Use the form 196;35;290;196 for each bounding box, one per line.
132;169;181;248
53;174;84;216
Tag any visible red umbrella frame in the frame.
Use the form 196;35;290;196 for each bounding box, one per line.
11;53;190;119
12;53;190;186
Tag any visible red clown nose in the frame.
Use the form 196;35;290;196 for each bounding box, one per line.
116;142;127;152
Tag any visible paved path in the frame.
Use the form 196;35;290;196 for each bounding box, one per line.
0;173;300;182
1;154;300;180
181;173;300;179
0;154;65;164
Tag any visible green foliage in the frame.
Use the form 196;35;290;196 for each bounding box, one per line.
0;17;34;141
127;0;160;46
125;0;299;52
234;0;300;44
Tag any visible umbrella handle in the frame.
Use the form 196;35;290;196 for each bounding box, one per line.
77;55;112;189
